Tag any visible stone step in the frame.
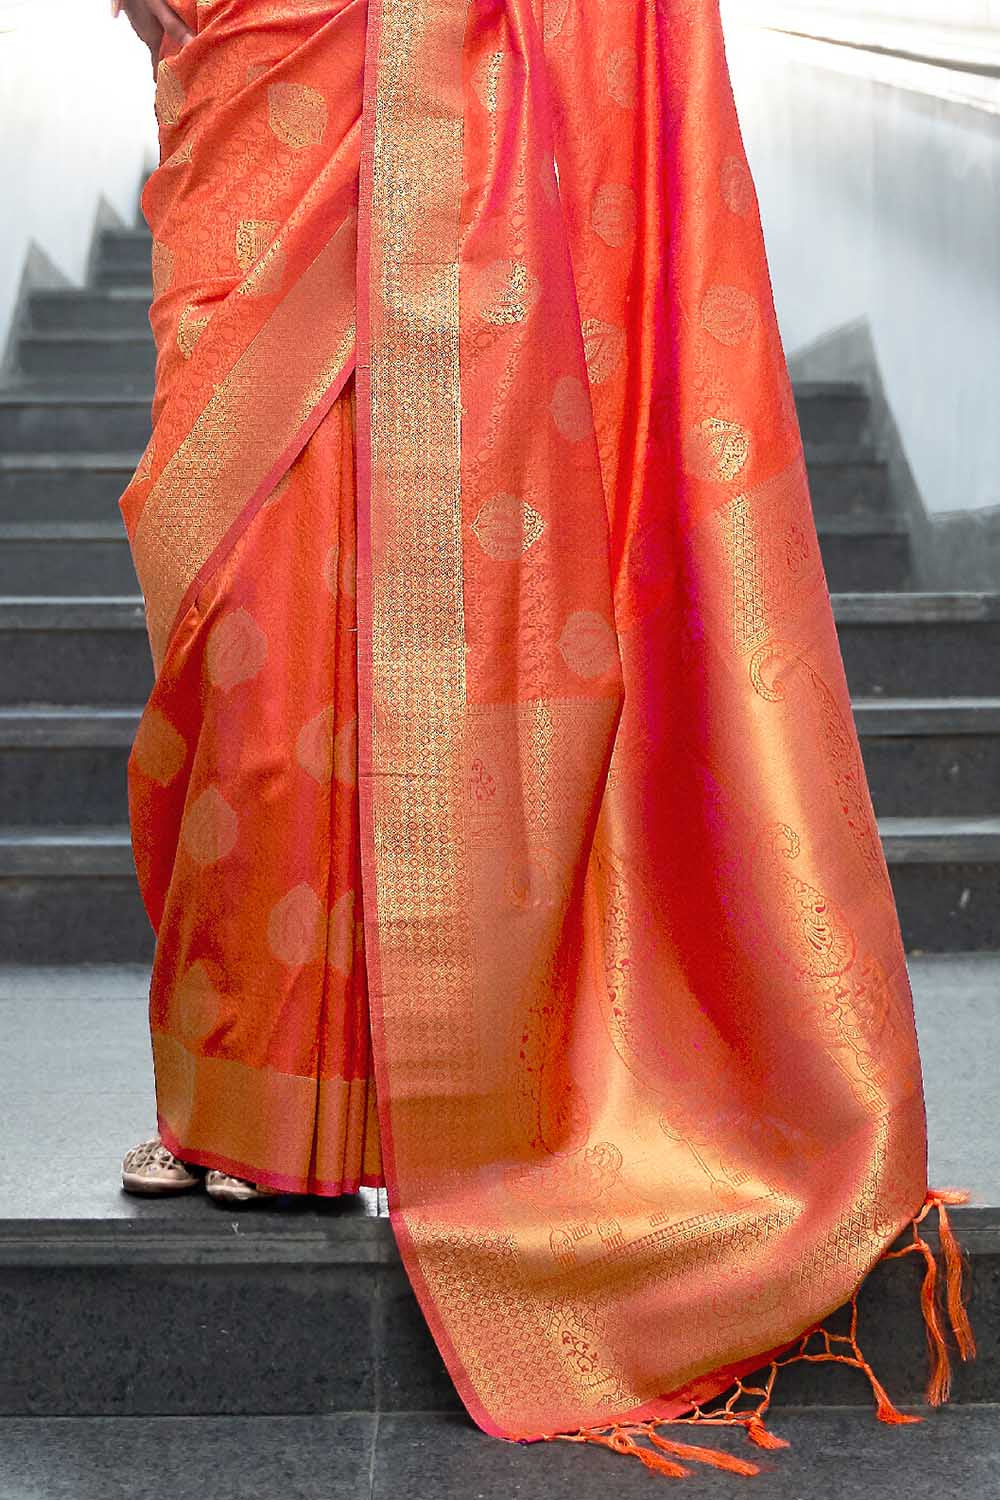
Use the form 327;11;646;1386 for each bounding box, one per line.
3;593;997;706
879;816;1000;952
92;229;153;288
0;955;993;1417
0;517;907;596
0;453;137;523
27;286;152;334
18;332;156;381
855;698;1000;818
0;386;151;452
837;592;1000;697
0;709;136;826
0;376;869;450
0;1408;995;1495
97;227;152;262
0;817;996;959
93;266;153;289
0;523;137;595
793;379;874;448
0;448;891;549
817;514;911;591
0;599;150;707
3;698;995;826
0;827;152;962
805;454;892;519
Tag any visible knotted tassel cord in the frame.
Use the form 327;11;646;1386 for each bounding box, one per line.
543;1188;977;1479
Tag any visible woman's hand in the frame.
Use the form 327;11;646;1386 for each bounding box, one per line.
112;0;194;79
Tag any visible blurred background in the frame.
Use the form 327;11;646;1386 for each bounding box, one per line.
725;0;1000;589
3;1;998;579
0;0;997;1469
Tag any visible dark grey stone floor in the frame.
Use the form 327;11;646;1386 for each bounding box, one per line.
0;954;996;1219
0;1406;996;1500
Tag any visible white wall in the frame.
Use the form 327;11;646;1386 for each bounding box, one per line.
724;9;1000;519
0;0;157;361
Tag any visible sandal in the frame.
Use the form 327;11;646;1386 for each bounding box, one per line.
122;1134;204;1195
205;1169;281;1204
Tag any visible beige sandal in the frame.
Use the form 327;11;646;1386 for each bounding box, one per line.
205;1169;281;1204
122;1135;204;1195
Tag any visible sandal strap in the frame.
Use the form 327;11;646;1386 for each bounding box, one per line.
123;1136;196;1173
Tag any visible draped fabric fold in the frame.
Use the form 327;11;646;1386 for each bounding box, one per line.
119;0;974;1466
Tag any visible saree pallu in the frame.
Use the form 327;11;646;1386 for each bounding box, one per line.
119;0;976;1471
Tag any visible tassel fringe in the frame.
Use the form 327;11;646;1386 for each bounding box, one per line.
546;1188;977;1479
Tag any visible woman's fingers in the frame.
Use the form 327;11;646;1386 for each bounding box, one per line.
147;0;194;46
116;1;193;78
118;2;165;77
121;0;162;50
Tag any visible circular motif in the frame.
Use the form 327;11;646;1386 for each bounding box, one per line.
175;960;224;1045
334;714;358;786
581;318;625;384
543;0;569;40
206;608;269;690
682;416;751;483
339;545;357;598
605;46;638;109
295;705;336;783
700;285;758;347
154;60;186;129
590;183;637;249
721;154;754;217
132;708;188;787
473;258;541;326
235;219;278;273
267;883;325;966
151;242;174;298
295;708;356;786
322;543;341;597
558;610;619;679
267;83;328;149
550;375;593;442
176;303;211;359
471;493;546;560
181;785;238;866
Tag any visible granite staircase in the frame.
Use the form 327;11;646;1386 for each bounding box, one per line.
0;222;997;1497
1;230;999;958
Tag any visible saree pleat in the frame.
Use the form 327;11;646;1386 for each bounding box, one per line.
129;371;384;1194
118;0;975;1469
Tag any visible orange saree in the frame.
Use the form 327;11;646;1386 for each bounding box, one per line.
119;0;976;1474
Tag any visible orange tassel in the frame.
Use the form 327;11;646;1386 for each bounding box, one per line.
866;1368;923;1426
882;1187;978;1408
647;1428;761;1474
545;1186;978;1483
561;1426;689;1479
610;1429;690;1478
931;1191;977;1361
914;1218;953;1405
636;1447;692;1479
745;1414;791;1449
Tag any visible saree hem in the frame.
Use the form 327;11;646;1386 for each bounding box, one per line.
523;1187;977;1474
157;1113;386;1197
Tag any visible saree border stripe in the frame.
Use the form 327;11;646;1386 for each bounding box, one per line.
356;0;498;1435
152;1031;377;1193
131;210;359;671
